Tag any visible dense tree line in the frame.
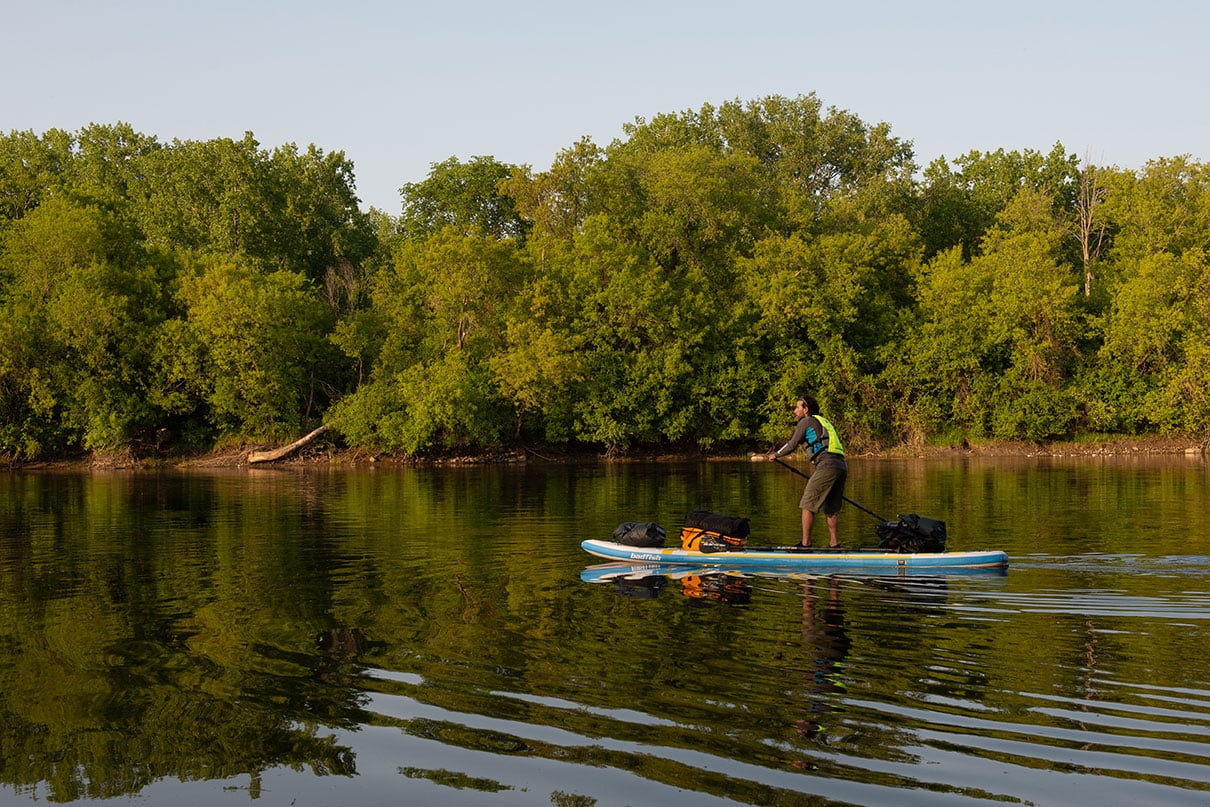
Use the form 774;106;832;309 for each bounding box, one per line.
2;96;1208;460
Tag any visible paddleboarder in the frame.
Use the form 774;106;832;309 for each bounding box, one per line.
767;394;848;548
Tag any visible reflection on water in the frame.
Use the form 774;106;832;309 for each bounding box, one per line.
0;456;1208;805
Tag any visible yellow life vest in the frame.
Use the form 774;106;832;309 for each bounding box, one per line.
808;415;844;460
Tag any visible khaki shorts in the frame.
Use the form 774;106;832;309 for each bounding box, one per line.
799;463;847;515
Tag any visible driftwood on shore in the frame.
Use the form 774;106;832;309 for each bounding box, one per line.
247;425;330;464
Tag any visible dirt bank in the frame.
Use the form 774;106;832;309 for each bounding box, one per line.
5;433;1206;473
879;435;1208;459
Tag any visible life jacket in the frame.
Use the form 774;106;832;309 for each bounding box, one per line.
806;415;845;461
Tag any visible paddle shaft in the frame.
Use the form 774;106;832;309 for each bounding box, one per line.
771;456;888;522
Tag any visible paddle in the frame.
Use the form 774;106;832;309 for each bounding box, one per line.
770;457;887;522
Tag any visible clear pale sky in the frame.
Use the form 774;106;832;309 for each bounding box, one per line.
4;0;1207;213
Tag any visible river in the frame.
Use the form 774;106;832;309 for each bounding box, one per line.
1;454;1208;805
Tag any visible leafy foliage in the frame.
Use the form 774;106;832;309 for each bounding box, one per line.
0;196;168;455
3;100;1210;459
166;257;334;437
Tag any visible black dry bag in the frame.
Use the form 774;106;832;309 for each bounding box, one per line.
683;510;750;538
875;513;947;553
612;521;667;547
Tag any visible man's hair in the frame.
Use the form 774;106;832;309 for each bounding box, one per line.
800;394;820;413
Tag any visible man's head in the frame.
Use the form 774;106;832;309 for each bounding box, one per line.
797;394;819;416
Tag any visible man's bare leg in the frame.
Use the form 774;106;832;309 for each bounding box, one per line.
826;512;839;547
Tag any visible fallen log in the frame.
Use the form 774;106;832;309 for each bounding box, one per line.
247;424;330;464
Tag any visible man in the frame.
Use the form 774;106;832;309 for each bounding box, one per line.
767;395;847;547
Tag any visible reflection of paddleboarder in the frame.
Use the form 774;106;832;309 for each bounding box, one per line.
796;577;850;739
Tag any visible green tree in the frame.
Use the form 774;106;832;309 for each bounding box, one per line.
557;214;686;449
981;189;1082;388
66;122;162;211
488;301;586;443
611;94;915;233
502;137;604;241
399;156;527;241
266;142;377;289
0;128;75;221
133;133;264;257
891;187;1082;443
559;109;774;449
0;196;170;456
133;134;374;284
742;215;920;448
491;94;921;452
329;228;524;451
917;144;1079;260
1099;156;1210;262
1093;249;1210;433
564;147;764;449
1082;158;1210;434
724;94;915;230
162;257;334;438
882;246;994;444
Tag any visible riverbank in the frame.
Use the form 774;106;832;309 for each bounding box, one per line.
5;433;1207;472
881;435;1208;459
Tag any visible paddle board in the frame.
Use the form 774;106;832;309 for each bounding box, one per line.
580;539;1009;570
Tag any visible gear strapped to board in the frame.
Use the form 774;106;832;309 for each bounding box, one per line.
679;509;750;552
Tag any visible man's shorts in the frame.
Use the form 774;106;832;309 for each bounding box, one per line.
799;463;847;515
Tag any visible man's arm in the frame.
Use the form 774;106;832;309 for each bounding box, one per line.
770;418;810;458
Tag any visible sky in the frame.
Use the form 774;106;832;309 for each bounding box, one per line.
4;0;1208;213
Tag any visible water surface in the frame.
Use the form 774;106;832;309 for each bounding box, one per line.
1;455;1208;805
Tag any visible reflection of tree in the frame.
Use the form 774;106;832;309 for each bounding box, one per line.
0;473;366;801
399;766;513;793
0;666;358;801
795;576;851;740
